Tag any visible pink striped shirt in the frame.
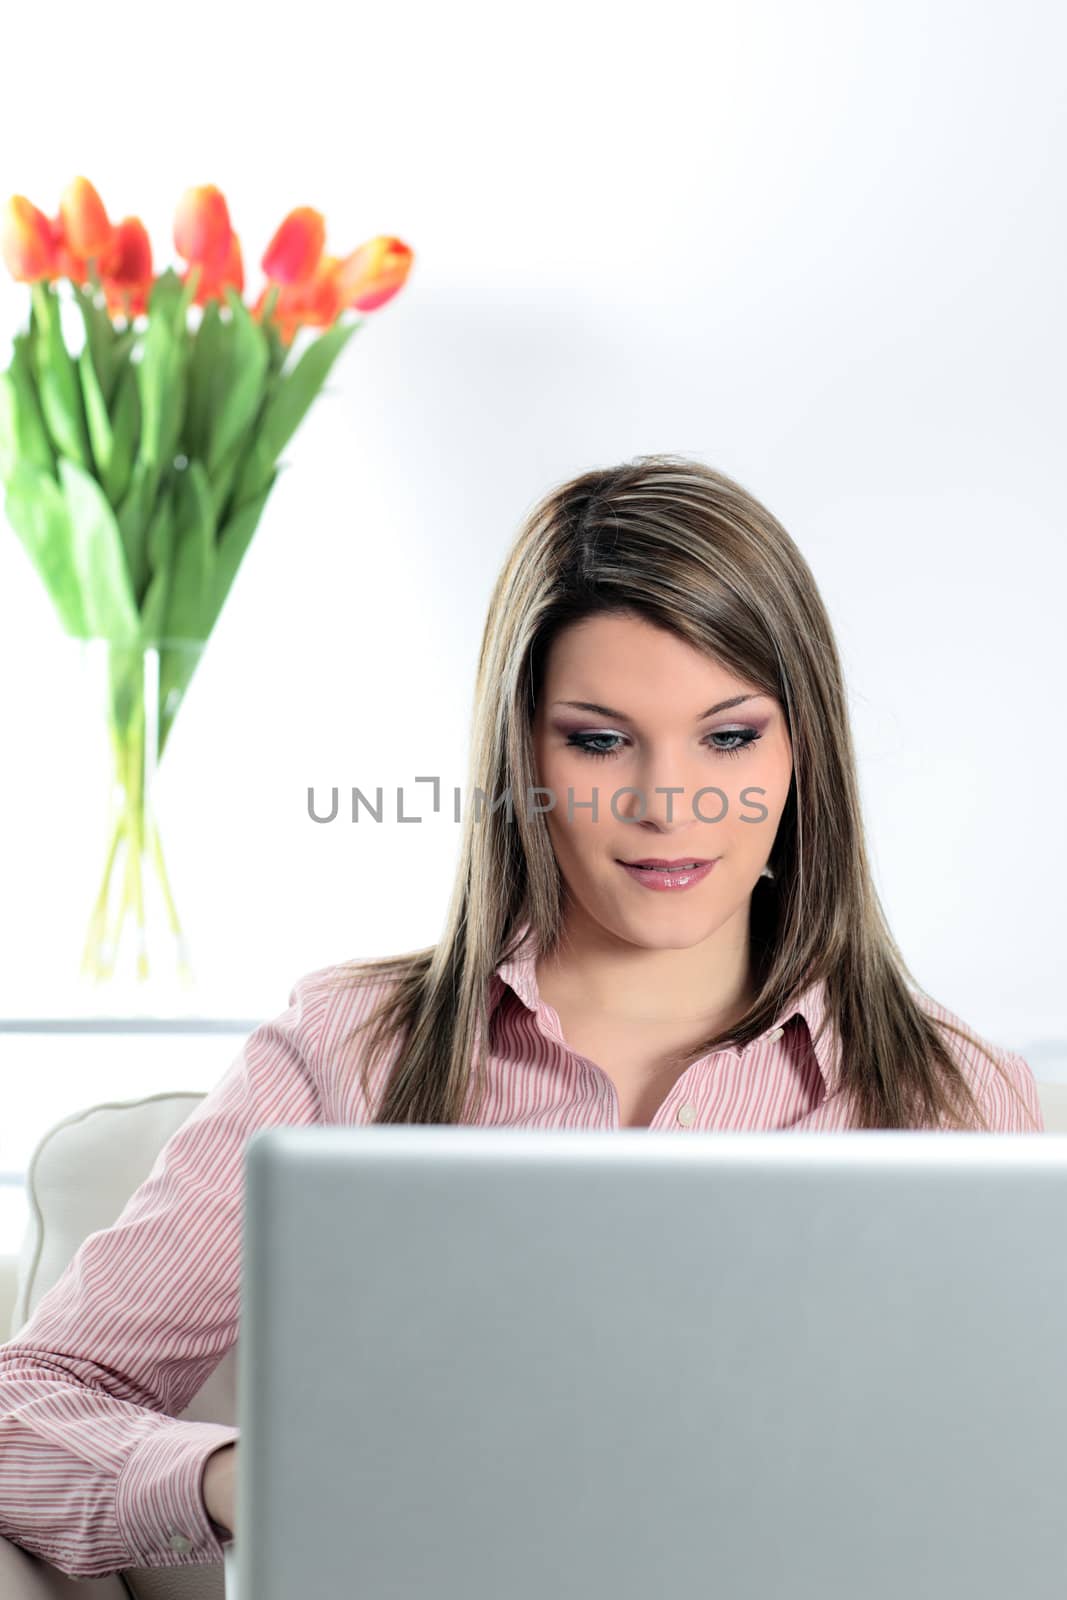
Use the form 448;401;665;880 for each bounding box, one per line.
0;920;1044;1578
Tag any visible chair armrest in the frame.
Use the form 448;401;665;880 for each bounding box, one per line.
0;1253;20;1342
0;1534;129;1597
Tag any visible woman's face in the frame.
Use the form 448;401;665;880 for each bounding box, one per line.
531;612;794;951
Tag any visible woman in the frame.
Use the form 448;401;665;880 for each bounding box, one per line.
0;455;1042;1580
339;453;1040;1137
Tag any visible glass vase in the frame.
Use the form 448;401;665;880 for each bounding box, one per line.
79;636;205;992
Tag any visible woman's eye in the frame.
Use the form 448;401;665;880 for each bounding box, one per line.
565;732;622;760
565;729;762;761
709;729;762;759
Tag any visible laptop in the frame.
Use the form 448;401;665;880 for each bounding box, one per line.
228;1125;1067;1599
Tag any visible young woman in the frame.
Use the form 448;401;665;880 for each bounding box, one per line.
338;453;1041;1137
0;455;1042;1580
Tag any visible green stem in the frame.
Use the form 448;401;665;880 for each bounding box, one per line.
80;806;122;979
82;645;197;986
148;816;193;984
127;718;149;981
97;715;146;982
82;713;133;981
102;818;132;983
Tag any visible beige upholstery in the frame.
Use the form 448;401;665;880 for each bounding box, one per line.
3;1076;1067;1598
1038;1080;1067;1130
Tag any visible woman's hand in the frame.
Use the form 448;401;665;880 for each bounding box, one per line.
202;1440;238;1539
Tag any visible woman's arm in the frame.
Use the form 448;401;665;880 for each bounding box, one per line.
0;965;334;1581
202;1441;238;1539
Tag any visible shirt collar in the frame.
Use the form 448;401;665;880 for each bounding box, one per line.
489;920;842;1099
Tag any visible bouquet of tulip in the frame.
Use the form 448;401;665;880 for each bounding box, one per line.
0;176;413;985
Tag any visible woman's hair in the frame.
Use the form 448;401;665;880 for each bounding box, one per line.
332;453;1034;1131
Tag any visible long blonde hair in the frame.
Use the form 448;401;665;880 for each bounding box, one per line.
332;454;1033;1131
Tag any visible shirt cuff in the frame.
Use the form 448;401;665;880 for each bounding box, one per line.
114;1419;240;1568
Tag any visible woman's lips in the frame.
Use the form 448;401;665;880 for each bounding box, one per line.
617;858;718;892
622;857;713;868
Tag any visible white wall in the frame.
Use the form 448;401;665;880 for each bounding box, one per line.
0;0;1063;1064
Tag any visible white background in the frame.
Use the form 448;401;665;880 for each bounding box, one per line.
0;0;1064;1078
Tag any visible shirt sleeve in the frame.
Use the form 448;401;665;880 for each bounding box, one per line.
0;964;335;1580
980;1048;1046;1133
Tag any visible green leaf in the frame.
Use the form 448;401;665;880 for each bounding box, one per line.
2;335;58;481
0;374;16;483
205;443;242;529
205;288;270;477
264;316;288;379
138;483;177;647
162;461;215;642
29;281;92;471
111;327;138;369
147;267;191;334
58;457;140;642
73;285;121;409
157;638;206;762
227;432;272;511
3;461;88;636
115;458;159;603
184;298;225;465
140;561;172;646
232;318;359;503
137;305;187;468
207;473;277;630
105;362;140;506
79;341;113;482
156;464;214;755
145;480;176;578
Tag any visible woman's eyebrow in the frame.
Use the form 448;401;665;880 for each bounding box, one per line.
553;694;763;721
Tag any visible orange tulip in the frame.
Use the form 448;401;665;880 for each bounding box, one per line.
261;206;325;287
182;230;245;308
251;234;413;346
99;217;154;319
48;215;89;286
336;236;412;312
174;184;232;275
59;177;114;264
1;195;57;282
305;257;347;325
250;252;343;345
287;255;344;323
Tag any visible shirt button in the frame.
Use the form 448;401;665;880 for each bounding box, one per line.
169;1533;193;1554
767;1026;784;1042
676;1102;697;1126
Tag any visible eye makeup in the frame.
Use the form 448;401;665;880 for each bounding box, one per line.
561;727;764;762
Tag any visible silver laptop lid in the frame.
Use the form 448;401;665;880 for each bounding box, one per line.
235;1126;1067;1600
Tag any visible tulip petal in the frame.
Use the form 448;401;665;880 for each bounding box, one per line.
337;236;413;312
1;196;57;282
261;206;325;287
174;185;232;273
59;177;113;262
